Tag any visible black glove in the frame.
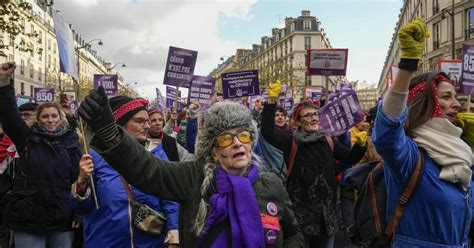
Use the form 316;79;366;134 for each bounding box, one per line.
78;86;118;143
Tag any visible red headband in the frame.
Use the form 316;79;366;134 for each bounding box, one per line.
407;74;451;117
113;98;149;120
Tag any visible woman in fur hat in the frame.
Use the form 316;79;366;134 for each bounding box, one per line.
78;87;304;247
70;95;179;247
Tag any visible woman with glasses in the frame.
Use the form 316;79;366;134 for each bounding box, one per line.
0;63;82;248
261;94;367;248
70;95;179;248
77;88;304;247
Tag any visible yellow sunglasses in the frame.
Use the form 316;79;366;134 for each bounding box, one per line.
216;130;252;147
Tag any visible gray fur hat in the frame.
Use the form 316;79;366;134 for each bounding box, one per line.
194;101;258;160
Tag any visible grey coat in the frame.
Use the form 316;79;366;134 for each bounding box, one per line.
91;129;304;247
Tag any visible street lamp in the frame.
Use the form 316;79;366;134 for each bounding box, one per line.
441;0;455;59
106;62;126;72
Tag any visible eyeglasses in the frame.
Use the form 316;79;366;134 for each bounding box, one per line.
300;112;318;119
131;117;150;127
216;130;252;147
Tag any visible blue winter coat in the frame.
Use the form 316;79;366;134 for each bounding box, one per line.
185;118;197;154
70;145;179;248
372;105;474;247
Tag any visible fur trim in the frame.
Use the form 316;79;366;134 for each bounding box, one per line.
194;101;258;160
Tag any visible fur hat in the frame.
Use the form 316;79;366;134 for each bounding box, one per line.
194;101;258;160
109;96;148;126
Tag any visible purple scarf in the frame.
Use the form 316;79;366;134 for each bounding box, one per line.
199;160;265;248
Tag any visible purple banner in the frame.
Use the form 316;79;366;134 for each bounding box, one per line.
163;46;198;88
34;88;56;103
188;75;215;111
155;88;165;111
319;90;365;136
222;70;260;99
166;86;183;110
461;44;474;95
93;74;118;97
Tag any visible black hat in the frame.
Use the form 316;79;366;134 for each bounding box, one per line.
109;96;148;126
18;102;38;112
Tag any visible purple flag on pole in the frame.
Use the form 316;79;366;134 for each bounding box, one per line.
221;70;260;99
93;74;118;97
155;88;165;111
461;44;474;95
319;90;365;136
163;46;198;88
34;88;56;103
188;75;215;111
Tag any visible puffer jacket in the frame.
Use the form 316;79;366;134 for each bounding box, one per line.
0;85;81;233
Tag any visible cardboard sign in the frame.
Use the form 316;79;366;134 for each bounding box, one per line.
221;70;260;99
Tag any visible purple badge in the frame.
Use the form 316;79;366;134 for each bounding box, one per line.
266;202;278;216
265;229;278;245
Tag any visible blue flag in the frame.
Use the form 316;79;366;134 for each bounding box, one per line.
51;8;78;83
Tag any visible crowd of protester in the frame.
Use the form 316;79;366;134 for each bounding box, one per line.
0;19;473;248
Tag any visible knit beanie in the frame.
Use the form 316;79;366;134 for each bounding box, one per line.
194;101;258;160
109;96;149;127
18;102;38;112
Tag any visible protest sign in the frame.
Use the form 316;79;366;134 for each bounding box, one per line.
188;75;215;110
163;46;198;88
166;86;184;110
221;70;260;99
438;59;462;91
319;90;365;136
34;88;55;103
93;74;118;97
279;89;294;112
304;86;324;99
307;49;348;76
461;44;474;95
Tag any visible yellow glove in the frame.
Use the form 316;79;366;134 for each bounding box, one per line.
455;112;474;146
398;19;430;60
351;131;368;147
268;80;282;98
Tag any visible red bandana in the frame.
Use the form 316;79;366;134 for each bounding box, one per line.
407;74;451;117
113;98;149;120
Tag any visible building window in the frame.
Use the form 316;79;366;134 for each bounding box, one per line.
21;17;25;31
290;23;295;32
20;83;24;95
433;22;440;50
304;37;311;50
30;85;33;97
303;20;311;30
20;60;24;75
432;0;439;14
467;8;474;39
29;63;33;78
48;55;51;68
38;67;42;81
48;39;51;50
38;30;42;44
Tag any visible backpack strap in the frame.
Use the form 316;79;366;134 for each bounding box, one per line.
285;138;298;177
325;134;334;153
384;148;425;238
368;162;384;237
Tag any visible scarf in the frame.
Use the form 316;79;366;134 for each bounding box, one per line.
36;124;67;137
199;160;265;248
293;128;325;144
413;118;473;190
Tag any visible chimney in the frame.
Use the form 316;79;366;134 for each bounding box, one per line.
285;17;292;28
301;10;310;17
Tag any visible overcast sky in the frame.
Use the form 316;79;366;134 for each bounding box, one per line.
55;0;403;99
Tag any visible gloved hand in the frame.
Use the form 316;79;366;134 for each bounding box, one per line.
351;131;368;147
268;80;282;98
78;86;119;143
399;19;429;60
455;112;474;146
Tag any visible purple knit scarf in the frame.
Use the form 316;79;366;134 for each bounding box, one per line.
199;160;265;248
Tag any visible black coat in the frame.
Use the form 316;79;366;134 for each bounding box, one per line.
261;103;366;236
0;85;82;233
91;129;304;247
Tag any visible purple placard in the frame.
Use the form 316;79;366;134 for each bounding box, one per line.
93;74;118;97
319;90;365;136
155;88;165;111
339;83;353;91
34;88;56;103
163;46;198;88
166;86;183;110
221;70;260;99
311;92;326;101
70;101;78;116
308;49;348;76
188;75;215;110
461;44;474;95
279;89;294;113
